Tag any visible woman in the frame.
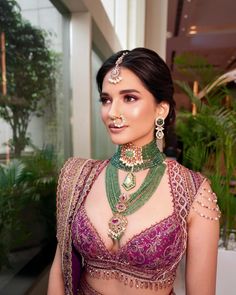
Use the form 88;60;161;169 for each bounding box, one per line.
48;48;220;295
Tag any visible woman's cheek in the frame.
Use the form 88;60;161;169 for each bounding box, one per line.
100;108;107;123
130;104;151;119
127;105;143;118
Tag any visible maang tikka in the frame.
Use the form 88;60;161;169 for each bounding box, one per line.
108;52;128;84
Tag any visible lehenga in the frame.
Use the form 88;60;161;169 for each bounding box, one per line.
56;157;217;295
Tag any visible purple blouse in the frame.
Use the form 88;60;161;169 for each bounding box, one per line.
71;160;204;291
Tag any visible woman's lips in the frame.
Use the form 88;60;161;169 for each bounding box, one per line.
108;123;127;133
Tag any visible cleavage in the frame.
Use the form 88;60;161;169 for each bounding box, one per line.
83;164;173;251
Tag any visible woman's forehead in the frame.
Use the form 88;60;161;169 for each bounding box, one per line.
102;67;145;92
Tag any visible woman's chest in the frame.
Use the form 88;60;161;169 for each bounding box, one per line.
72;204;185;272
83;169;175;251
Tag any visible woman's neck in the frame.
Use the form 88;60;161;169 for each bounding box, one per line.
111;139;165;172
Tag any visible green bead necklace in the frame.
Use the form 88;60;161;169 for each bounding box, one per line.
106;140;166;241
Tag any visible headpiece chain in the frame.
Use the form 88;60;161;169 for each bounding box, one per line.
108;52;128;84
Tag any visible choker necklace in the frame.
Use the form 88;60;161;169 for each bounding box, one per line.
110;140;165;191
106;140;166;242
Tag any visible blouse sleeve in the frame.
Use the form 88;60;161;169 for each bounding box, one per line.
190;178;221;221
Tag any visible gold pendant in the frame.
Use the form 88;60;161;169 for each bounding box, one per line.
108;213;128;241
122;172;136;191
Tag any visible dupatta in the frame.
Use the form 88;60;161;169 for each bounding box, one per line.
56;157;108;295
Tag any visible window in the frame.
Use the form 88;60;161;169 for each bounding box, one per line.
0;0;70;293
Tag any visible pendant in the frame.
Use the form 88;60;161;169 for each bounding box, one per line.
122;172;136;191
108;213;128;241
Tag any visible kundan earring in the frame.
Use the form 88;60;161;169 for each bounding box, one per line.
155;117;165;151
155;117;164;139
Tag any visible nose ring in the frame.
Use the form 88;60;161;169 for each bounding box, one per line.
112;114;126;128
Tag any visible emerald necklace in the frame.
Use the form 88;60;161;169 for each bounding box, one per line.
106;140;166;242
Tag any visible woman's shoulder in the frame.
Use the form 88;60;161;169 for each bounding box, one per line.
166;158;221;220
165;158;209;209
165;158;206;183
60;157;108;173
56;157;109;219
61;156;103;167
58;157;109;189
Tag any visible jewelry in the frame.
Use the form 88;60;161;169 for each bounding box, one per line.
120;143;143;167
106;160;166;241
108;52;128;84
119;142;142;190
111;140;165;171
113;115;126;128
111;140;166;191
155;117;165;139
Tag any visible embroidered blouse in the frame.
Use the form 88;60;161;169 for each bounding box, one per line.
56;158;220;295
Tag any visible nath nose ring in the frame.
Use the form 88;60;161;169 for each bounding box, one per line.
113;115;126;128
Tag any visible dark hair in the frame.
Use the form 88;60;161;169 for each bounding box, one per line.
96;47;175;127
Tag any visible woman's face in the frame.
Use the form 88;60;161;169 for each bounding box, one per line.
100;67;169;146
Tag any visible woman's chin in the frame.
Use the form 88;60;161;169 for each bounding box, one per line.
107;129;155;146
110;138;130;145
108;134;131;145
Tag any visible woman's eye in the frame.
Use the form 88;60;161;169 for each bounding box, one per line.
99;97;111;105
124;95;137;102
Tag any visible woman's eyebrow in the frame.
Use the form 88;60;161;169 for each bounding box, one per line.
100;92;109;96
119;89;140;94
101;89;140;96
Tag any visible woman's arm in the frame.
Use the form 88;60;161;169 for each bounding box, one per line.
186;180;220;295
47;245;64;295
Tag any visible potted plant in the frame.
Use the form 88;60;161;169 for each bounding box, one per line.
0;146;58;271
174;54;236;247
0;159;29;270
173;54;236;294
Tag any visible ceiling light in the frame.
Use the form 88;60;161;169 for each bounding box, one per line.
189;30;197;35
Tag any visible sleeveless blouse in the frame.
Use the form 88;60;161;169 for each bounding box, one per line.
56;157;218;295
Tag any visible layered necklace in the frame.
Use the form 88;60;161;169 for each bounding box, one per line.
106;140;166;243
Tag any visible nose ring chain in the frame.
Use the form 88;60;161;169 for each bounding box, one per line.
112;115;126;128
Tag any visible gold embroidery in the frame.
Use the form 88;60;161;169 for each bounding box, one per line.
56;158;109;294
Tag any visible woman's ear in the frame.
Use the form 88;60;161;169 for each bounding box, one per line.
155;102;170;119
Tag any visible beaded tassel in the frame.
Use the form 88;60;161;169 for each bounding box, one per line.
192;187;221;220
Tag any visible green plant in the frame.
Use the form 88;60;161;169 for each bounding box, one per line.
0;146;58;270
0;0;57;156
23;145;58;238
0;159;30;269
175;54;236;246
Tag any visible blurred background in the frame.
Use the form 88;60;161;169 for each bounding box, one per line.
0;0;235;294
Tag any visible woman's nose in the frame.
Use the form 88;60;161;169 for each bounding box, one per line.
108;100;121;119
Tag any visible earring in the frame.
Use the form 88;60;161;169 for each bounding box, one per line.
155;117;164;152
155;117;164;139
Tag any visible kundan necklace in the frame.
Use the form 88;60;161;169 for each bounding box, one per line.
110;140;165;190
106;140;166;242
